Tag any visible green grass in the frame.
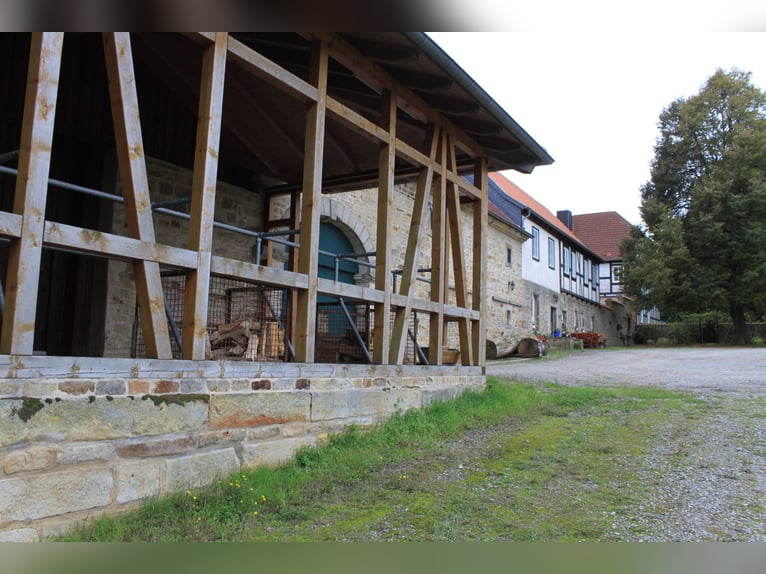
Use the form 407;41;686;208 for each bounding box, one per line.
61;378;702;542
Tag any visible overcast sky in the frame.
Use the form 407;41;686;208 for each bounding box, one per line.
429;32;766;225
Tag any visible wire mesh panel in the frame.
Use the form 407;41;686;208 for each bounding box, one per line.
133;271;289;361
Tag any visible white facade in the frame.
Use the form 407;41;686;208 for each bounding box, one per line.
521;222;559;292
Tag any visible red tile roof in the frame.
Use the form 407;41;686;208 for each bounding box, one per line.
572;211;634;262
489;172;583;245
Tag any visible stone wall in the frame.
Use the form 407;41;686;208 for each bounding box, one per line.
0;357;484;541
104;157;265;357
321;185;528;353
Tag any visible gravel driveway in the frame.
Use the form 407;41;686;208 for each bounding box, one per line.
488;347;766;541
487;347;766;395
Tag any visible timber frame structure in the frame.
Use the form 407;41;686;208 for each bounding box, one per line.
0;32;552;373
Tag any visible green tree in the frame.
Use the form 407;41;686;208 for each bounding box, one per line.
622;69;766;344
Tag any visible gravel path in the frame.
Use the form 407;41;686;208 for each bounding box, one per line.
487;348;766;541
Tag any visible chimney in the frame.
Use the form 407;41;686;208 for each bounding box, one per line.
557;210;573;230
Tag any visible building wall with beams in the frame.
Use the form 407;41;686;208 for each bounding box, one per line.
0;32;556;539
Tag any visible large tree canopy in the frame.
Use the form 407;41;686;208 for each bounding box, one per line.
621;69;766;344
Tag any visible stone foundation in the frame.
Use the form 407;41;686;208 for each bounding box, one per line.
0;356;484;541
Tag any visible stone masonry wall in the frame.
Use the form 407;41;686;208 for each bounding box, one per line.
104;157;265;357
321;185;528;353
0;358;484;541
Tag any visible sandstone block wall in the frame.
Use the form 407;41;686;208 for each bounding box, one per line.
0;358;484;541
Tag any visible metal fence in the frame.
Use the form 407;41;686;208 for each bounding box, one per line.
133;271;421;364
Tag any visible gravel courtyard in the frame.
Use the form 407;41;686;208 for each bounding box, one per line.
488;347;766;541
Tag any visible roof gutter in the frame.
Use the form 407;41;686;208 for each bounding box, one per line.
405;33;554;170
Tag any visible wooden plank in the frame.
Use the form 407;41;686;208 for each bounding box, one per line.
43;222;198;268
293;40;328;363
471;158;489;366
389;125;440;365
103;32;172;359
429;130;447;365
0;353;483;382
211;256;308;290
445;134;473;366
0;33;63;355
0;212;22;238
372;91;396;364
182;32;227;360
317;277;385;304
226;35;317;104
326;97;389;145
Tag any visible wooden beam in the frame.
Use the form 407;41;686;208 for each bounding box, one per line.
389;125;440;365
0;33;63;355
211;256;308;290
445;133;472;366
372;91;396;364
0;211;22;239
472;157;489;367
429;130;447;365
0;353;482;380
182;32;227;360
302;32;485;159
294;40;328;363
43;222;198;268
103;32;172;359
225;34;317;104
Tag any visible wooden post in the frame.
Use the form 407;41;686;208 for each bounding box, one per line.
429;130;447;366
472;158;489;367
372;90;396;364
389;125;439;365
0;33;63;355
182;32;227;360
103;32;172;359
294;40;328;363
444;133;472;366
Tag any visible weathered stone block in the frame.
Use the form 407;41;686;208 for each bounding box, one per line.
0;467;112;523
0;396;208;447
0;528;39;542
310;388;387;421
128;380;150;395
422;385;460;406
209;392;310;429
3;445;57;475
179;380;205;394
58;381;95;396
116;434;196;458
152;380;179;394
115;459;162;504
0;381;22;398
241;436;317;468
165;448;240;491
384;387;422;414
57;443;116;466
21;381;57;397
198;428;245;448
309;378;355;391
96;380;126;396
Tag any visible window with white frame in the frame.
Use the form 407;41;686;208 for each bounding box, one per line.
548;237;555;269
563;246;570;276
532;227;540;261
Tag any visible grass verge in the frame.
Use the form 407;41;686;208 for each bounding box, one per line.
61;377;701;541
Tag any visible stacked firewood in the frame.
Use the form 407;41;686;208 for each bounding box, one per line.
206;319;285;361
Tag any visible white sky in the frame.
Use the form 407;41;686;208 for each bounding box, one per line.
428;31;766;225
